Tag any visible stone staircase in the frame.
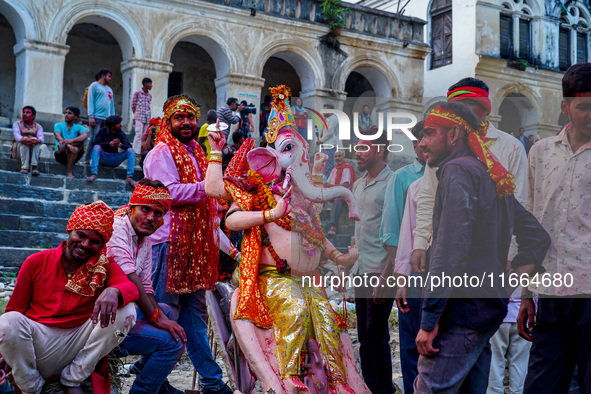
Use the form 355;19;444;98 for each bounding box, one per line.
0;126;142;269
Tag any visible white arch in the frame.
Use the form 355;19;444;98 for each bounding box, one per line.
562;2;591;27
0;0;39;42
494;83;541;126
153;19;235;78
335;55;399;98
250;38;324;93
47;2;144;59
499;0;543;16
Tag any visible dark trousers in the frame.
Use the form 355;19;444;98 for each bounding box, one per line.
355;283;395;394
414;320;498;393
524;297;591;394
398;284;422;393
330;198;348;227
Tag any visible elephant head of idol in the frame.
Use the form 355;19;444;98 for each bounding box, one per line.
246;85;359;220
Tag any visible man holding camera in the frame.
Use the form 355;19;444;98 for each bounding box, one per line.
237;100;256;139
217;98;242;139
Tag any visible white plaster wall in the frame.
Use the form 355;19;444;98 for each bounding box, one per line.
385;0;480;97
0;0;429;129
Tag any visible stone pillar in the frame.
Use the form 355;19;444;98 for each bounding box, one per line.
215;73;265;136
13;39;69;128
489;114;502;128
120;58;174;130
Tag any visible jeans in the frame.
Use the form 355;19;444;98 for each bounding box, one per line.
398;282;423;394
355;282;396;394
85;118;105;163
90;145;135;178
487;322;531;394
151;243;225;391
414;320;499;393
118;304;185;394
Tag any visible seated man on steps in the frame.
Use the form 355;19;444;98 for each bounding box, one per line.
87;115;136;187
54;106;88;179
0;201;139;394
11;105;44;176
107;179;187;394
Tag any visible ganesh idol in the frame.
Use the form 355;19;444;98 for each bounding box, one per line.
204;86;369;394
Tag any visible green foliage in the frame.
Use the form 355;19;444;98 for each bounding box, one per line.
518;57;529;71
0;299;8;314
320;0;350;31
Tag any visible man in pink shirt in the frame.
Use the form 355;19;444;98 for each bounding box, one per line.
108;180;187;394
143;95;232;394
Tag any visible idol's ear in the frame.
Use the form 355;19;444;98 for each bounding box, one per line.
247;147;282;184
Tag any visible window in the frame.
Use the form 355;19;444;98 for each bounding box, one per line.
559;28;571;71
518;19;531;59
577;32;588;63
430;0;452;69
500;14;513;59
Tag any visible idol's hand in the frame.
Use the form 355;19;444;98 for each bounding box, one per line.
313;152;328;175
207;120;226;151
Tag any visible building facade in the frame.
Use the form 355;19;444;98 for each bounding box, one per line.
0;0;429;137
380;0;590;138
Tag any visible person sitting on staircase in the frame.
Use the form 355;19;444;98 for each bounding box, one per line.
86;115;136;187
11;105;44;176
54;106;88;179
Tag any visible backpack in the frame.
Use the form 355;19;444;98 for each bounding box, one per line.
82;85;90;110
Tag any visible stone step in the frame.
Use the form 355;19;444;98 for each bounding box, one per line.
0;230;68;249
0;197;85;219
0;246;48;268
0;169;133;193
0;156;144;179
0;214;69;233
0;180;131;207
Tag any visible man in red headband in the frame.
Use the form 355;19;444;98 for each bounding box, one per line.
107;179;187;394
411;101;549;393
143;95;232;394
0;201;138;394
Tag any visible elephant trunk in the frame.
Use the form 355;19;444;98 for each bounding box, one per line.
291;168;359;221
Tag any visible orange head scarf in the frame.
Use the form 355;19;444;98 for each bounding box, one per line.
64;201;114;296
114;182;172;217
424;105;515;196
157;94;219;293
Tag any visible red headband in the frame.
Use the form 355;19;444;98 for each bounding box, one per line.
447;86;492;114
425;106;515;196
129;183;172;213
66;201;114;242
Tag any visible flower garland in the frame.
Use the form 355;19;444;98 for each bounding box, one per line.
247;170;327;270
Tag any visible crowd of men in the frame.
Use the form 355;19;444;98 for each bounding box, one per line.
0;61;589;394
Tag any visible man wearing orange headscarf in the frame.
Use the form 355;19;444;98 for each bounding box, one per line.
0;201;138;394
143;95;232;394
411;102;550;393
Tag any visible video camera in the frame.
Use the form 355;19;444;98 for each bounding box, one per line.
241;102;257;115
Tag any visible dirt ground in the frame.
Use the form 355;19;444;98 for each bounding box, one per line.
117;310;404;394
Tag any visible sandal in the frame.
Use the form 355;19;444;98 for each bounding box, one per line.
31;169;40;176
327;228;337;236
20;169;29;174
